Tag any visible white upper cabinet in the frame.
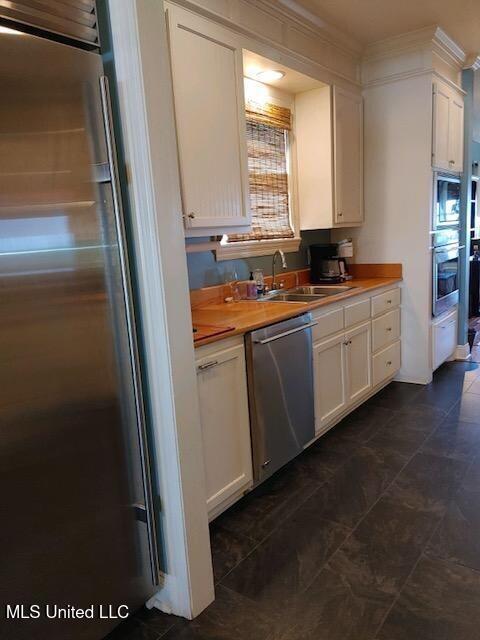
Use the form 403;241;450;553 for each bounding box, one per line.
296;85;363;230
432;81;464;173
166;5;251;236
333;87;364;225
448;95;464;172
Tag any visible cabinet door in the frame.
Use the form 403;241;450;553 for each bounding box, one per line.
167;6;250;233
448;96;464;172
432;83;450;171
196;344;252;514
313;333;347;435
333;86;363;225
345;321;372;404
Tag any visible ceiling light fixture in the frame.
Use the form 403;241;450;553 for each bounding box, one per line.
255;69;285;83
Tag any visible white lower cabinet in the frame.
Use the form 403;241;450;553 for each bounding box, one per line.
195;340;253;517
314;320;371;435
313;333;347;434
373;340;401;387
195;285;402;518
345;321;372;404
432;307;457;371
313;285;401;435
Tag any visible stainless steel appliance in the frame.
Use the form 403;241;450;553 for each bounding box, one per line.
0;25;159;640
432;242;461;316
245;314;316;484
430;179;462;316
433;173;461;229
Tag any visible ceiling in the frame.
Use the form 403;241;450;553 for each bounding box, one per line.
290;0;480;56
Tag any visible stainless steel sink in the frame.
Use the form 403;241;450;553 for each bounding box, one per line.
258;283;356;303
289;285;356;296
264;293;326;302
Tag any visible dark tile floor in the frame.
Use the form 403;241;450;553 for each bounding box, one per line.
106;361;480;640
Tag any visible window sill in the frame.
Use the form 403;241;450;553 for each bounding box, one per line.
215;237;301;261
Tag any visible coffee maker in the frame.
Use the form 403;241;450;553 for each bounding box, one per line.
309;243;350;284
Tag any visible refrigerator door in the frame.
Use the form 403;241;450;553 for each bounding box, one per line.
0;29;158;640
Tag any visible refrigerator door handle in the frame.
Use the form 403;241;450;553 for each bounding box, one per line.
99;75;161;586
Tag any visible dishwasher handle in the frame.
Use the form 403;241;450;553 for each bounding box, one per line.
254;321;318;345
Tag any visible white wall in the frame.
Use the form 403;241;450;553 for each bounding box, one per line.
333;74;434;384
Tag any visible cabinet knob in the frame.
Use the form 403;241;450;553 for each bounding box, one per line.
386;327;392;332
386;360;392;366
188;212;195;219
386;299;392;304
338;212;343;217
449;160;455;165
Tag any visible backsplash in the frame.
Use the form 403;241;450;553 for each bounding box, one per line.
186;230;330;290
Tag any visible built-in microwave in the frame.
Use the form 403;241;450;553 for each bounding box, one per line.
433;173;461;230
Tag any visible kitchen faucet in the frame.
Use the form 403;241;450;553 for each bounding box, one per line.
272;249;287;290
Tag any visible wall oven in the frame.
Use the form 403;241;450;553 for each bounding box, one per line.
432;242;460;316
433;173;461;230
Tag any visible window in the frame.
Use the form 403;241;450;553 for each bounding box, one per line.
218;98;298;257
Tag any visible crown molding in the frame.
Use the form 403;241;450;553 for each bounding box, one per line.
434;26;466;64
270;0;363;55
464;54;480;71
363;25;465;67
167;0;361;85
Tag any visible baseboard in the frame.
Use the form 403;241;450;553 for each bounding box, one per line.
394;374;431;384
454;343;471;361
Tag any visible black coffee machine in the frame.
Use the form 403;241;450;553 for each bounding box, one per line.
310;243;349;284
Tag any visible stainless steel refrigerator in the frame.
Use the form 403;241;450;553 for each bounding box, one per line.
0;23;159;640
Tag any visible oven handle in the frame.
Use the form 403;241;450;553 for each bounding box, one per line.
254;321;318;345
434;244;464;263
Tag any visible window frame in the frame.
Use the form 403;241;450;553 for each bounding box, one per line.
215;89;301;261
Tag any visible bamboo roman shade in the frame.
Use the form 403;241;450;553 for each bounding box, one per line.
245;101;292;131
228;100;294;242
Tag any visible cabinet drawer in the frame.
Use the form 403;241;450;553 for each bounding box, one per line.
372;308;401;352
312;307;344;342
345;298;370;328
432;310;457;370
371;288;401;317
372;340;401;387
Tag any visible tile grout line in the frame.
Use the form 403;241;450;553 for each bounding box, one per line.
215;427;368;572
371;448;477;640
216;462;341;585
425;548;480;577
372;407;480;638
316;401;453;608
218;375;464;612
217;370;473;632
372;506;445;639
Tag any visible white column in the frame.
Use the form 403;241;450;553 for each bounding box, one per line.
107;0;214;619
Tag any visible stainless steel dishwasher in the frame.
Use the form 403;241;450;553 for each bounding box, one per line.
245;313;316;484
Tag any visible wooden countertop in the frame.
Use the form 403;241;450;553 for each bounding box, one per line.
192;276;402;347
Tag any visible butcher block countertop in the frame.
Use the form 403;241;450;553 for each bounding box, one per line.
192;265;402;348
